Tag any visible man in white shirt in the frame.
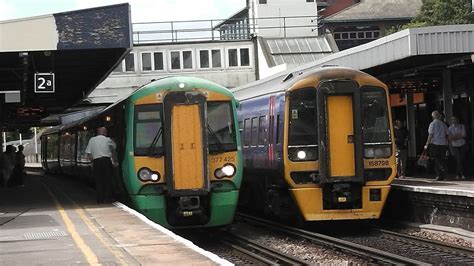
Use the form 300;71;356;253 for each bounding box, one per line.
85;127;116;203
424;111;448;181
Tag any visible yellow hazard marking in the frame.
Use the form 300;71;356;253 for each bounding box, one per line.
42;184;99;265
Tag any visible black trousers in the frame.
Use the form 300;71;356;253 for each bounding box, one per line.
451;145;466;176
92;157;114;203
429;144;447;179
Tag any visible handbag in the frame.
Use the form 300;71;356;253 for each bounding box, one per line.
417;150;429;168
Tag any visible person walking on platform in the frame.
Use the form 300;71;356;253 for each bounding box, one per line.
13;145;26;186
448;116;467;180
394;119;409;179
424;111;449;181
85;126;116;203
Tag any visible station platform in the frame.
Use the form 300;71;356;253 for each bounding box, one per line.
385;177;474;233
0;171;229;265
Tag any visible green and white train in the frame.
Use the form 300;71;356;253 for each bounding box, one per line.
41;77;242;228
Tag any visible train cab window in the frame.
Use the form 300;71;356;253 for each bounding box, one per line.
258;116;266;145
361;87;391;144
288;88;318;161
244;118;251;146
134;104;163;156
251;117;258;146
207;101;237;153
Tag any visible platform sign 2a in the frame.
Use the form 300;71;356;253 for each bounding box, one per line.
34;73;55;93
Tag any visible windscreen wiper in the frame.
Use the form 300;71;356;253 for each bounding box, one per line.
207;124;224;154
147;126;163;157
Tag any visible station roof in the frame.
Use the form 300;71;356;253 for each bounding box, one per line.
259;35;339;67
233;24;474;100
324;0;422;23
0;4;132;129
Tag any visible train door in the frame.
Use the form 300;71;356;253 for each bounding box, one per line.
317;80;363;182
163;92;210;195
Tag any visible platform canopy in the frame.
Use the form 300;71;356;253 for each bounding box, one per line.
0;3;132;129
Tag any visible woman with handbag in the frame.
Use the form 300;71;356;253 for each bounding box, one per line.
448;116;466;180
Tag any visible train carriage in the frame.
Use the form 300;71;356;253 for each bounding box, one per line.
234;66;395;221
41;76;243;228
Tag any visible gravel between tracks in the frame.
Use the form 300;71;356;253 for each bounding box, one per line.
397;227;473;249
230;222;369;264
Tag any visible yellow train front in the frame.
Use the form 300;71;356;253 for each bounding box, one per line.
235;66;395;221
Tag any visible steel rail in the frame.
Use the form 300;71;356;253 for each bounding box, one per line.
236;213;427;265
221;232;308;265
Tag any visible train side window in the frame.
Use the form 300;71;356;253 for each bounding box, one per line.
244;118;251;146
238;121;243;132
258;116;266;146
251;117;258;146
276;114;281;144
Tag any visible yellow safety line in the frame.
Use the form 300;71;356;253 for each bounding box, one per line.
43;184;99;265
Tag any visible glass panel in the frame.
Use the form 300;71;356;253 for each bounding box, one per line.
212;49;221;68
251;117;258;146
258;116;266;145
135;105;163;156
171;51;181;69
289;88;318;145
154;52;164;70
183;51;193;69
362;87;391;143
142;53;152;71
244;118;251;146
228;49;238;67
200;50;209;68
240;48;250;66
207;102;237;153
113;62;123;72
125;53;135;71
259;0;267;3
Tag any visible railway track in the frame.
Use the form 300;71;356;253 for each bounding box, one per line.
220;232;308;265
235;213;426;265
373;228;474;264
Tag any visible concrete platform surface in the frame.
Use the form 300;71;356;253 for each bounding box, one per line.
0;172;230;265
393;177;474;197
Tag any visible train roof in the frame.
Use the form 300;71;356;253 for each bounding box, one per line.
231;66;377;101
129;76;235;102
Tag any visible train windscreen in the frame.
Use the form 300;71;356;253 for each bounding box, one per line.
207;101;237;153
361;87;391;144
288;88;318;146
134;104;163;156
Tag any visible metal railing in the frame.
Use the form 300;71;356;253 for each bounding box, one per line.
132;15;319;44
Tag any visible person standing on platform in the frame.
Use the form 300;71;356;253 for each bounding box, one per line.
85;126;116;203
424;111;449;181
394;119;409;179
12;145;26;186
448;116;466;180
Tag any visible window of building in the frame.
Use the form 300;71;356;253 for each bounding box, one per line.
200;50;210;68
240;48;250;66
229;49;238;67
142;53;152;71
251;117;258;146
125;53;135;72
183;51;193;69
259;0;267;4
258;116;266;145
306;0;315;2
212;49;222;67
171;51;193;70
154;52;164;70
228;47;251;68
113;63;123;72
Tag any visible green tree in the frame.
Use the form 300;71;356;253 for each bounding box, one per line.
386;0;474;34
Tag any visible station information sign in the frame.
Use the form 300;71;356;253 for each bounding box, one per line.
34;73;55;93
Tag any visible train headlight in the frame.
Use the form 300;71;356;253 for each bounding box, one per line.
214;164;236;179
364;148;375;158
297;150;307;160
138;167;160;182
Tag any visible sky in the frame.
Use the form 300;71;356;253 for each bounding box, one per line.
0;0;246;22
